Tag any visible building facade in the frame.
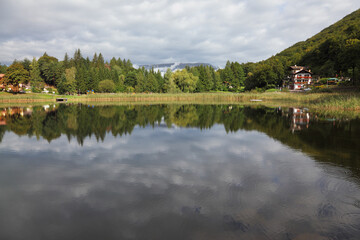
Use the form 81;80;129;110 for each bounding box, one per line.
285;66;312;90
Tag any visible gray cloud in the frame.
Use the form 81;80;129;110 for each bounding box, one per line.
0;0;359;67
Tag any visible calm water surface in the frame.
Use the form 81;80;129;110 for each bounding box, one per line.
0;104;360;239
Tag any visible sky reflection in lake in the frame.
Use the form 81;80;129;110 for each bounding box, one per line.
0;105;360;239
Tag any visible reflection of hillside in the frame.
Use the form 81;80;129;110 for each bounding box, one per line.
0;104;359;174
238;107;360;176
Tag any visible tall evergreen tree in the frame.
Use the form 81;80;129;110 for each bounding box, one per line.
63;53;70;69
30;57;43;91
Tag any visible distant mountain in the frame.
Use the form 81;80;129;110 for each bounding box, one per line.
136;63;219;74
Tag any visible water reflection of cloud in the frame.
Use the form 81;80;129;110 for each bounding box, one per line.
0;125;360;239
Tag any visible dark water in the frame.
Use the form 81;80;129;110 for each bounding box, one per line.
0;104;360;240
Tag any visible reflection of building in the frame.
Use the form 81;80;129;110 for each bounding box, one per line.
289;108;310;133
0;109;6;125
0;107;34;125
285;66;312;90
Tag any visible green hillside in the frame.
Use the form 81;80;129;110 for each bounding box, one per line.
244;9;360;89
279;9;360;60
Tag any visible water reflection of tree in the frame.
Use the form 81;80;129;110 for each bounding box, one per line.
0;126;5;142
6;112;32;136
0;104;359;173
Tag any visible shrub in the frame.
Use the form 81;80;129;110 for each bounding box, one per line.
311;87;333;93
265;88;279;92
98;79;115;93
319;78;328;84
31;86;42;93
126;86;135;93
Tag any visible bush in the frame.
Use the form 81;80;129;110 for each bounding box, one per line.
311;87;333;93
31;86;42;93
338;80;353;86
319;78;328;84
255;87;265;93
126;86;135;93
98;80;115;93
265;88;279;92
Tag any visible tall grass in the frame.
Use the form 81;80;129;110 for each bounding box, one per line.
1;91;360;112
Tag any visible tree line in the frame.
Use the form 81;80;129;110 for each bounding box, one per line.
1;49;257;94
1;21;359;94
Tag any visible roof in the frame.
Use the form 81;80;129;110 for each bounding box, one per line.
289;66;307;70
294;69;312;75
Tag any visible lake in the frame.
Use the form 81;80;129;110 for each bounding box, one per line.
0;104;360;239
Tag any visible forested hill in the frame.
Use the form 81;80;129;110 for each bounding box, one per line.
278;8;360;71
244;8;360;89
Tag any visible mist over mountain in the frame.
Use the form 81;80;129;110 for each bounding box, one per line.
136;63;219;74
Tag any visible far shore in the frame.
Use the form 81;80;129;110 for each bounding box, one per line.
1;91;360;114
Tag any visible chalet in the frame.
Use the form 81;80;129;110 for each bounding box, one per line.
286;66;312;90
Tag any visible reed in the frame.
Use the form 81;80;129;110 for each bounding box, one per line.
1;91;360;112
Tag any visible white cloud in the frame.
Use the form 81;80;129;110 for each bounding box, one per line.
0;0;359;66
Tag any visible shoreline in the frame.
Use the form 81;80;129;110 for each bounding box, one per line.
1;91;360;113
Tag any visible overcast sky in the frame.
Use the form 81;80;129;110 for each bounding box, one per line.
0;0;359;67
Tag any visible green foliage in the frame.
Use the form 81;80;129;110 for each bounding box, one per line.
135;71;145;92
98;79;115;93
171;69;198;93
0;63;7;74
242;9;360;90
265;88;279;92
146;73;159;92
63;53;70;69
115;74;125;92
126;86;135;93
125;70;137;88
3;63;30;91
30;57;43;92
220;62;235;90
58;67;77;94
163;68;175;93
38;53;61;86
20;58;32;72
193;65;214;92
311;87;333;93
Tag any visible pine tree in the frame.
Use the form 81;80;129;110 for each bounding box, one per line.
98;53;105;68
135;71;145;92
221;63;235;90
92;53;98;68
63;53;70;69
73;49;83;68
212;71;222;91
146;72;159;92
30;57;43;92
155;70;164;93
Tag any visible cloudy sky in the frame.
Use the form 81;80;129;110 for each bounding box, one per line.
0;0;359;67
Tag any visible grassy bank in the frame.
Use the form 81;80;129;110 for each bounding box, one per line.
1;91;360;112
